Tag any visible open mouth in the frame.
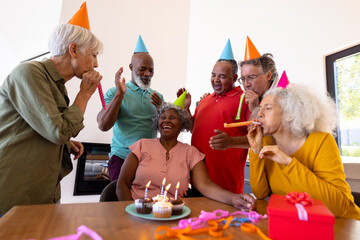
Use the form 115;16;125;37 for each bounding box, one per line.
162;125;172;132
213;84;222;91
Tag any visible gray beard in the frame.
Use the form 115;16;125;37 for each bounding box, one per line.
133;74;151;90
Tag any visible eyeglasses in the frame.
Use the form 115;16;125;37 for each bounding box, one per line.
238;73;263;84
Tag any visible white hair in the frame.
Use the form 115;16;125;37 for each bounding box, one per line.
264;83;338;137
133;74;150;90
48;24;103;57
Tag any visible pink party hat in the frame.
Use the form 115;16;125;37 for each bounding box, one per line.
277;71;290;88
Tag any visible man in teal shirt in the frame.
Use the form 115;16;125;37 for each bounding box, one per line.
97;35;163;181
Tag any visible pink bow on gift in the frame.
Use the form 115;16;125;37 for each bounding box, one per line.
286;192;312;206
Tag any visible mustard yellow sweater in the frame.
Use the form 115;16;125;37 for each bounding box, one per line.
249;132;360;220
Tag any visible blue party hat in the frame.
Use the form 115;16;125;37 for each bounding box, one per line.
219;39;234;60
134;35;149;53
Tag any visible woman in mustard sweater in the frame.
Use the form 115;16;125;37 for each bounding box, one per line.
248;83;360;220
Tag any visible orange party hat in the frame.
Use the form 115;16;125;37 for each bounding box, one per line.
68;2;90;31
244;36;261;60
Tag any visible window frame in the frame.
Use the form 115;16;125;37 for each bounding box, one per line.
325;44;360;153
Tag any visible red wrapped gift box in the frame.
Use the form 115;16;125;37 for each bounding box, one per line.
267;194;335;240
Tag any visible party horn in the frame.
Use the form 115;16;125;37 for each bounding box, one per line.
224;121;260;128
98;83;107;110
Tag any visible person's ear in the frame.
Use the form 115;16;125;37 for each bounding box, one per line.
266;71;272;82
129;63;133;71
68;43;77;58
233;74;238;83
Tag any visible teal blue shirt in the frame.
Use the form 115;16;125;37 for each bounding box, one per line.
104;82;164;159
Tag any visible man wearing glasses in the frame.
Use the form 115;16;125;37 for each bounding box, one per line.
239;53;279;113
208;53;279;151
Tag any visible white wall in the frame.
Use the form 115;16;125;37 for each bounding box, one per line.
0;0;62;82
185;0;360;108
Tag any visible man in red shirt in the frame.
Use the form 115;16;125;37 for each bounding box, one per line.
179;39;249;193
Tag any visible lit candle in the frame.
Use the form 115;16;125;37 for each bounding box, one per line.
175;181;180;200
144;181;151;199
160;177;166;196
163;183;171;202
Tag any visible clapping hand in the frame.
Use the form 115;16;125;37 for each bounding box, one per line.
115;67;126;96
150;92;163;108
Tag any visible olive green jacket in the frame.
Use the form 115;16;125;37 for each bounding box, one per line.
0;59;84;214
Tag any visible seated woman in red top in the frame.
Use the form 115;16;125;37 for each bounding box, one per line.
116;102;255;210
247;83;360;219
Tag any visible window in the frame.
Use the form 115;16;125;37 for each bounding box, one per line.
326;44;360;162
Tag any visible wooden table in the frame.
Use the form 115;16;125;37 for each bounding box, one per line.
0;197;359;239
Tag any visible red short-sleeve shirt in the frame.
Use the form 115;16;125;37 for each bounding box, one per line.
191;87;249;193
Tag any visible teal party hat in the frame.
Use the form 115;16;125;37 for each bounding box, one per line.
219;38;234;60
134;35;148;53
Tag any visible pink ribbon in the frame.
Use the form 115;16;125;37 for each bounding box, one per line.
98;84;107;110
173;209;267;230
295;203;308;221
48;225;102;240
286;192;312;221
